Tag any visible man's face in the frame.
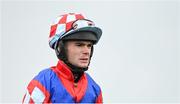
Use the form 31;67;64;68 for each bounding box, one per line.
66;40;93;68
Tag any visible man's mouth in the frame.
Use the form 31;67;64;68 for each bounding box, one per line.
79;58;89;63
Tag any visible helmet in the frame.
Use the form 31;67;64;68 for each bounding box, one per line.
49;13;102;49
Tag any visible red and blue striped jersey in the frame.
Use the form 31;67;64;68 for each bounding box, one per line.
23;60;103;103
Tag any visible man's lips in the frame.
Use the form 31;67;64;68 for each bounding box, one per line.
79;58;89;63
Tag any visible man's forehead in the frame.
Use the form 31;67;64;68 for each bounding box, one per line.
67;40;93;44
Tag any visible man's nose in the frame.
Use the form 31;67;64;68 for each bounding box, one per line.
82;46;91;55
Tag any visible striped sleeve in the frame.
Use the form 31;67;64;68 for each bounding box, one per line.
22;69;52;103
22;80;51;103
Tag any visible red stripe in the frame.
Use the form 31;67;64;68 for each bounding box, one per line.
27;80;51;103
22;94;26;103
76;74;88;102
29;98;34;103
50;24;57;37
96;91;103;104
59;14;67;24
51;66;75;99
75;14;85;20
65;21;73;31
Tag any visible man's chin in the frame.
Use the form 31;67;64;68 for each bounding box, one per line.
78;64;88;69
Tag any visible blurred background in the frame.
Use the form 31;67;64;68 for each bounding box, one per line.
0;0;180;103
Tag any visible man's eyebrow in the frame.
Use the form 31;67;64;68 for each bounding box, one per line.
73;41;93;44
75;42;84;44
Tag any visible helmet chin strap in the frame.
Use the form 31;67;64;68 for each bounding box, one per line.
65;62;88;73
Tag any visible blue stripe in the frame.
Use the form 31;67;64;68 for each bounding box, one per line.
33;68;75;103
33;69;52;94
80;73;101;103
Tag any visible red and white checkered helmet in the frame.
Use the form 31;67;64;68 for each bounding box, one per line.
49;13;102;49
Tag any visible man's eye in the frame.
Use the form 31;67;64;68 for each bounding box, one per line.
87;44;92;48
76;44;82;46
